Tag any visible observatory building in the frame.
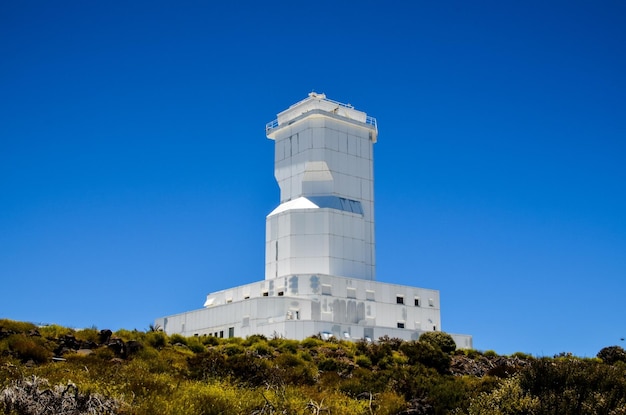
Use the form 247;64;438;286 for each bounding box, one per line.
156;93;472;348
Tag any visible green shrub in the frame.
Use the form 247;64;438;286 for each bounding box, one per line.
270;338;299;354
355;355;372;368
169;333;187;346
6;334;52;363
242;334;267;346
145;331;168;349
74;328;100;344
519;357;626;414
484;350;498;357
301;337;323;349
188;349;228;381
419;331;457;354
222;343;245;356
0;319;37;334
201;335;221;346
400;340;451;373
186;337;205;353
597;345;626;365
466;377;539;415
114;329;144;342
38;324;74;339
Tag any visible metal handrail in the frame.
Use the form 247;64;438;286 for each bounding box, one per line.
366;115;377;130
266;113;377;133
266;119;279;132
265;94;377;133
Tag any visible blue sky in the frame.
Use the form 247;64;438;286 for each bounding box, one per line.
1;1;624;357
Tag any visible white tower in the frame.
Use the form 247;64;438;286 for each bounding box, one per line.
155;93;472;349
265;93;378;281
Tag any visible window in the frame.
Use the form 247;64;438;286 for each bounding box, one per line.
366;290;375;301
347;288;356;299
414;297;420;307
244;295;250;300
278;291;284;296
396;296;404;304
397;322;405;329
322;284;332;295
428;298;434;307
228;327;234;338
262;291;269;297
219;331;224;338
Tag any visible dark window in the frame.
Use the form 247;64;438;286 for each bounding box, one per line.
397;322;405;329
228;327;234;338
262;292;269;297
396;296;404;304
414;298;420;307
278;291;284;296
219;331;224;338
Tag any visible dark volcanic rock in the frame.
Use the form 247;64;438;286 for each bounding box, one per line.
98;329;112;344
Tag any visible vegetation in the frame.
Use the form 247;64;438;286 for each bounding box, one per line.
1;318;625;414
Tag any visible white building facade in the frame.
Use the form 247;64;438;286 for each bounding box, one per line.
156;93;472;349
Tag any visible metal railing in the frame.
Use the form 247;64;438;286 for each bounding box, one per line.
366;115;377;130
266;119;279;132
265;94;378;133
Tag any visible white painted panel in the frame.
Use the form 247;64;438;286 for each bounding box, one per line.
348;135;357;156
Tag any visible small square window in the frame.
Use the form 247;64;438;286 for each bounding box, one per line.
397;322;405;329
278;291;284;296
414;298;420;307
396;296;404;304
366;290;375;301
262;292;269;297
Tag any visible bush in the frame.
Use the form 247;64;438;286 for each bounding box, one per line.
74;328;100;344
145;332;168;349
38;325;74;339
169;333;188;346
519;357;626;414
186;337;206;353
419;331;457;354
0;319;37;334
6;334;52;363
597;345;626;365
301;337;323;349
400;340;451;373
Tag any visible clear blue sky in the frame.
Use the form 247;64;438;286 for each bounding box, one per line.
1;1;624;357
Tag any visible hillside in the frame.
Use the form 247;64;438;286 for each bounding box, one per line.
1;319;625;414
